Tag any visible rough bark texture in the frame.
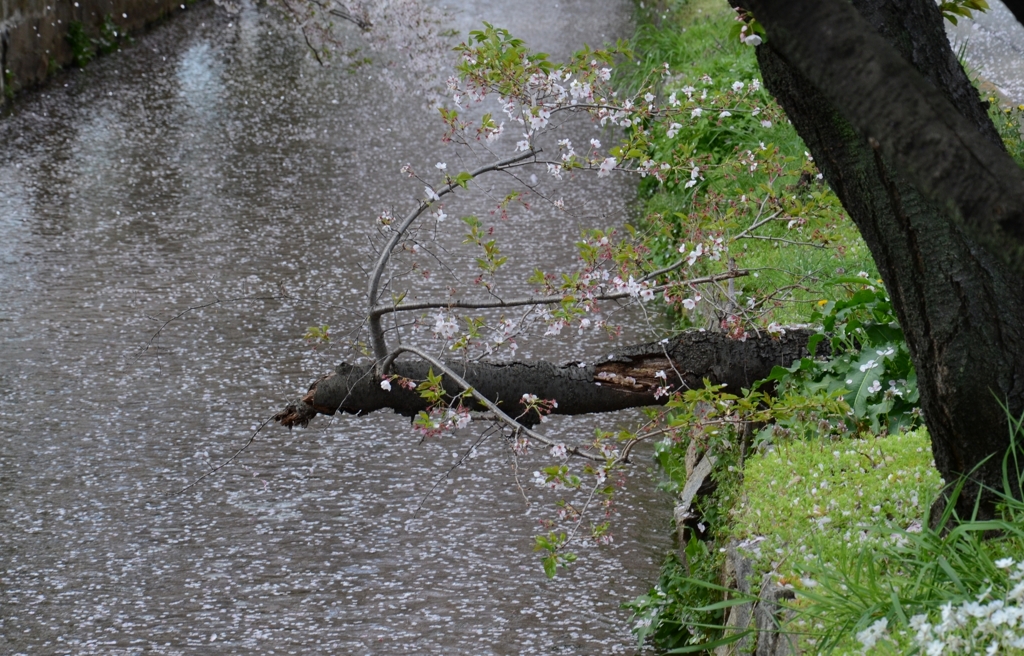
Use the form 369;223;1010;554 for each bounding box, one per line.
745;0;1024;276
743;0;1024;511
274;329;820;428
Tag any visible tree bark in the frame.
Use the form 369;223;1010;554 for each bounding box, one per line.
274;329;819;428
742;0;1024;512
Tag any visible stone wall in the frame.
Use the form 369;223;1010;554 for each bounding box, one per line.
1;0;194;103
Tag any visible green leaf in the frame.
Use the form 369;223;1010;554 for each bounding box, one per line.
692;597;756;612
666;629;755;654
840;350;882;417
542;555;557;578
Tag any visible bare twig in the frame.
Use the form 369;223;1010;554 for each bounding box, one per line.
367;150;541;362
168;413;278;496
370;270;748;318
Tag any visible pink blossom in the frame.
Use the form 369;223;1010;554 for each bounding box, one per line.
484;122;505;142
598;157;617;177
433;313;458;339
687;244;704;265
528;107;550;130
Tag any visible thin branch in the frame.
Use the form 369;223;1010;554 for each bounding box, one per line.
168;412;277;496
563;477;604;546
370;270;748;318
414;427;494;517
731;209;783;241
744;235;827;248
303;31;326;66
367;150;541;362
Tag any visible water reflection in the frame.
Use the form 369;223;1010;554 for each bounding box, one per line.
0;2;672;653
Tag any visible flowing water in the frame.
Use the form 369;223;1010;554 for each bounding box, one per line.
0;1;675;653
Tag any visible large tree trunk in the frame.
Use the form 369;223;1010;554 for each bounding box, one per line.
743;0;1024;514
275;329;818;428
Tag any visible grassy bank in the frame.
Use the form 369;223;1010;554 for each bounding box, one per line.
620;1;1024;653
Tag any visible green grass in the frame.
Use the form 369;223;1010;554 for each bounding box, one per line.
779;416;1024;654
624;2;1024;654
621;0;874;331
731;428;943;568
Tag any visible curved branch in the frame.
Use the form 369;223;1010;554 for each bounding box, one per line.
731;209;783;241
367;149;541;363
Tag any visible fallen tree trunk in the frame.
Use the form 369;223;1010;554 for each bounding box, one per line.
274;328;820;428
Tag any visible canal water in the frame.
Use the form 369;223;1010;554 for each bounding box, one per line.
0;1;675;654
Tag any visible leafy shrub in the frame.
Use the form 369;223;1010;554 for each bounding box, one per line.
66;16;127;69
67;22;95;68
625;537;730;652
759;276;920;444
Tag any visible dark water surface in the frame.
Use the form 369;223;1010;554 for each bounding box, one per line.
0;2;674;653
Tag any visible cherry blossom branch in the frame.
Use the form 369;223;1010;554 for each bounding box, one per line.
380;344;605;462
367;150;540;364
731;208;783;242
743;235;826;248
562;477;604;547
369;270;748;318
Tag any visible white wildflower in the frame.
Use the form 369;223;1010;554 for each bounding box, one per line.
856;617;889;652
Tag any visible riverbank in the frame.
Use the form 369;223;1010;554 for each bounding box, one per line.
621;1;1024;653
1;0;200;104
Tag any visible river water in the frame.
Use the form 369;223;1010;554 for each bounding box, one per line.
0;1;675;654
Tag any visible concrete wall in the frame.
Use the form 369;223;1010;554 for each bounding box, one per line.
1;0;192;103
